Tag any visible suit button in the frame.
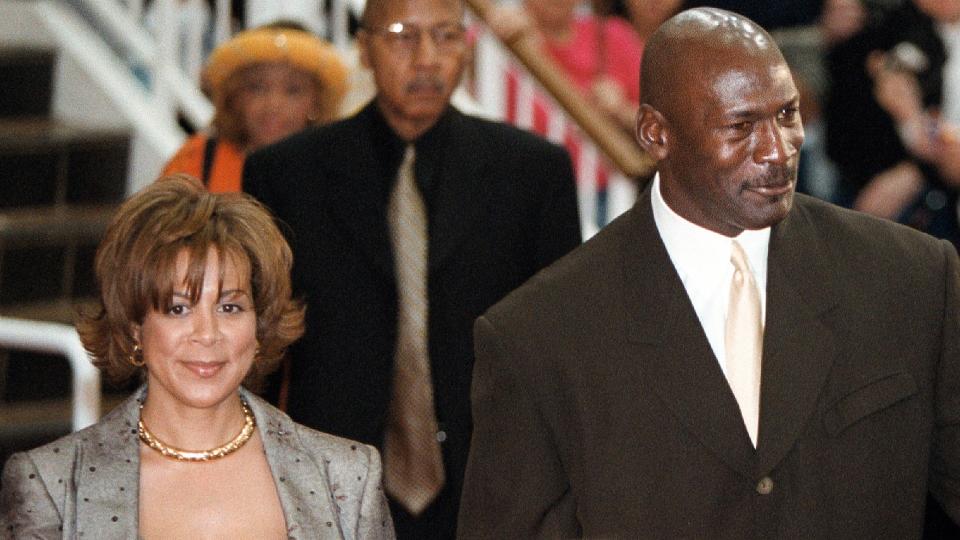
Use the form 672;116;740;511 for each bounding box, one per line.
436;430;447;443
756;476;774;495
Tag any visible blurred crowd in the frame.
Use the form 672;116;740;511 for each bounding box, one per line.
157;0;960;248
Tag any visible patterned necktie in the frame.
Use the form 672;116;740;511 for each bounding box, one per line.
383;145;445;515
725;240;763;447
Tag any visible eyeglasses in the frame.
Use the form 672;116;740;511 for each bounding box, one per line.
364;21;466;54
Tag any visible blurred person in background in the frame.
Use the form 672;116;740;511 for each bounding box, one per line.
683;0;825;30
243;0;581;536
819;0;869;47
1;176;394;539
486;0;644;227
601;0;684;44
826;0;960;247
162;24;348;192
489;0;643;132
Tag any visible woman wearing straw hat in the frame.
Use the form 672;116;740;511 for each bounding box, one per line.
163;25;349;193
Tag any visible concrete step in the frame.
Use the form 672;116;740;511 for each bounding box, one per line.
0;119;129;208
0;48;55;119
0;204;116;307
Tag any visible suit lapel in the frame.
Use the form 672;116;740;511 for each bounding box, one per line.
244;390;345;540
757;197;839;474
622;189;756;478
622;192;841;477
73;390;142;538
427;109;487;272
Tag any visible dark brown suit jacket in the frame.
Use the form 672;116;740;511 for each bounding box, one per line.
458;188;960;538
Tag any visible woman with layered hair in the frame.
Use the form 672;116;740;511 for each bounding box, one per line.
1;176;394;539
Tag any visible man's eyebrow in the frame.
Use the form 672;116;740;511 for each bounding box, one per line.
725;108;759;119
719;106;766;122
724;96;801;120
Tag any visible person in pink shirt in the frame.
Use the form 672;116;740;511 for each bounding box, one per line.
491;0;643;132
486;1;645;226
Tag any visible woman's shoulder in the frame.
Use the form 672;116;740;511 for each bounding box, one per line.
5;391;142;478
292;423;378;465
2;418;116;509
242;389;378;465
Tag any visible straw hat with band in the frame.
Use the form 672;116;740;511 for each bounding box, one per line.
205;27;350;131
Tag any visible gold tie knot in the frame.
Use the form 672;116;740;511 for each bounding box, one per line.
401;144;415;172
730;240;751;275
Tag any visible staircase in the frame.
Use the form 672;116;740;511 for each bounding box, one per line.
0;45;130;470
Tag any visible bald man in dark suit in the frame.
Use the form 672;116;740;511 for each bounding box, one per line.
459;8;960;538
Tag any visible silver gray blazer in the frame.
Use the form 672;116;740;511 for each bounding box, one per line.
0;386;395;539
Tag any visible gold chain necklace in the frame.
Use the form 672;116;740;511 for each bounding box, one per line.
138;397;256;462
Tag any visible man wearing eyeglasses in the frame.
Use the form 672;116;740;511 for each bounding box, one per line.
243;0;581;537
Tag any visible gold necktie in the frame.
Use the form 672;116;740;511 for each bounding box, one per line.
725;240;763;447
383;145;445;515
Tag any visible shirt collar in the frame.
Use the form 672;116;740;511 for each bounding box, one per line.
364;100;454;197
651;174;770;291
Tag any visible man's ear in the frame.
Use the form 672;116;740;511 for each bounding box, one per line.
636;104;669;162
357;29;372;69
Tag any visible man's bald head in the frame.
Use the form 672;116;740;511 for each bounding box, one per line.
641;8;786;116
634;7;803;236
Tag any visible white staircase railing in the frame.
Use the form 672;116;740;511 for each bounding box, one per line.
79;0;364;134
79;0;215;131
0;318;101;431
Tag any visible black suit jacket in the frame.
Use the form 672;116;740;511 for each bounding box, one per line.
243;102;581;533
459;187;960;538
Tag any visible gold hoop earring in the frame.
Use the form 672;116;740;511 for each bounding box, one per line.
129;343;145;368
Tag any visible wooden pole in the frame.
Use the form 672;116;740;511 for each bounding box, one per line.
465;0;655;180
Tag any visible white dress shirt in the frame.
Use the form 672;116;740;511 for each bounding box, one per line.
651;175;770;373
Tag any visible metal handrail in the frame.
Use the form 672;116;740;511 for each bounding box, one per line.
79;0;214;131
0;317;100;431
